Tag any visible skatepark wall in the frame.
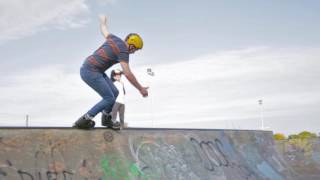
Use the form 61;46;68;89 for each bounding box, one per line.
275;137;320;180
0;128;319;180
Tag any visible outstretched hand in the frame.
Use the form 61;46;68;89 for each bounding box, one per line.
140;87;149;97
99;15;107;25
99;15;109;38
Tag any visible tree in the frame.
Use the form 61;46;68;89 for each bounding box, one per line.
273;133;286;140
288;134;299;139
298;131;317;139
288;131;317;140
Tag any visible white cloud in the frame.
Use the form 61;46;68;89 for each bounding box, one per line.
124;47;320;132
0;65;98;126
96;0;117;5
0;0;89;41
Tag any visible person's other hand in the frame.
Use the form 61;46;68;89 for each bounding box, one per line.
140;87;149;97
99;15;107;24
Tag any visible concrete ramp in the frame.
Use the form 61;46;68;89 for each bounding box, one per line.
275;138;320;180
0;128;319;180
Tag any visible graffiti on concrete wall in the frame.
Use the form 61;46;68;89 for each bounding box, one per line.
0;134;103;180
189;137;256;179
0;130;303;180
129;138;199;180
100;155;147;180
128;135;266;180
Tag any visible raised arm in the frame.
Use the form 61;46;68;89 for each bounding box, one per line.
120;61;148;97
99;15;109;38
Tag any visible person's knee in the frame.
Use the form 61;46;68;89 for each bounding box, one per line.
110;97;116;105
102;96;116;105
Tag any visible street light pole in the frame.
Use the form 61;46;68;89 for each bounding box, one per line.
258;99;264;130
26;115;29;127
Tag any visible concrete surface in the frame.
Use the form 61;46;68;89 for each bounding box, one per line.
275;138;320;180
0;128;319;180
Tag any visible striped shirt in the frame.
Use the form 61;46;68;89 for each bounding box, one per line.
83;34;129;72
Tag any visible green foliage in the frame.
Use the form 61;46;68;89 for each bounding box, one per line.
273;133;286;140
288;138;313;156
288;131;317;140
298;131;317;139
288;134;299;139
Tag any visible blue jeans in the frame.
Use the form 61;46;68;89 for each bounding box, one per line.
80;66;119;117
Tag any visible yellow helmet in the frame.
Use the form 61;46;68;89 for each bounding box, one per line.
125;33;143;49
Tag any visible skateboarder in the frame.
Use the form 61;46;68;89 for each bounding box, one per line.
110;69;126;128
73;15;148;129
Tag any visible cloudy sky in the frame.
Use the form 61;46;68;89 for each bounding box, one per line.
0;0;319;135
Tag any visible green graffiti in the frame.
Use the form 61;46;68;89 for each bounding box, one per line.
129;163;144;177
101;155;148;180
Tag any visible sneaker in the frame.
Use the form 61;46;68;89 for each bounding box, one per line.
110;121;121;130
73;114;95;129
101;111;112;127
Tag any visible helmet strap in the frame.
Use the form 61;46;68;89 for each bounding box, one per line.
128;44;137;54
